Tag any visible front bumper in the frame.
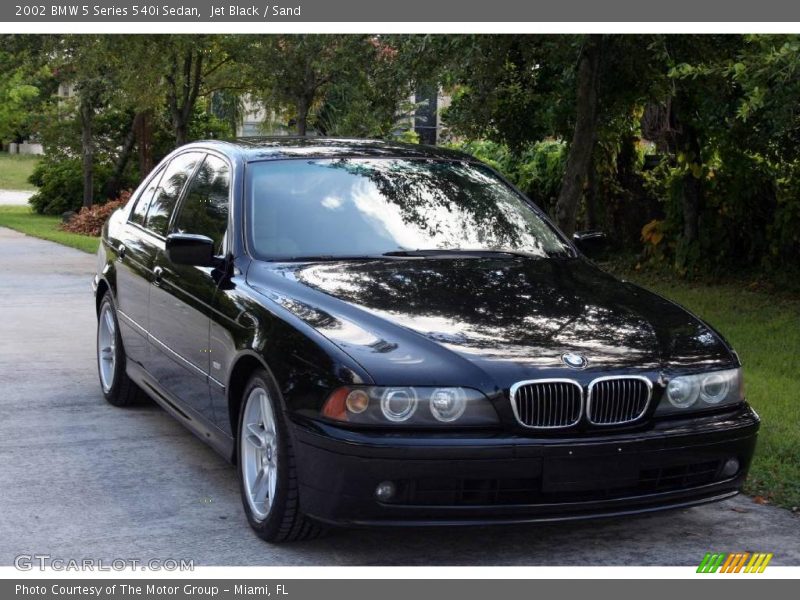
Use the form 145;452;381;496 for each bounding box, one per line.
291;404;759;527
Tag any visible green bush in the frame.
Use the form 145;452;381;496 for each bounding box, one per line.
447;139;567;213
27;156;113;215
641;148;799;276
26;103;232;216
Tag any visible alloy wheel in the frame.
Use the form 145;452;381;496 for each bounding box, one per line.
241;386;279;521
97;303;117;393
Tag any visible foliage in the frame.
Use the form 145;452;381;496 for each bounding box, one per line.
0;41;56;143
3;33;800;275
638;35;800;275
448;139;567;213
0;65;39;142
61;192;128;236
27;155;112;214
27;101;228;215
239;35;375;136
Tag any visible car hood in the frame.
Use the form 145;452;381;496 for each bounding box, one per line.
247;257;735;388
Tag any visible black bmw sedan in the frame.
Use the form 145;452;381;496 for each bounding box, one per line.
93;138;759;542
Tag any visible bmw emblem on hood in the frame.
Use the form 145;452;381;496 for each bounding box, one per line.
562;352;588;369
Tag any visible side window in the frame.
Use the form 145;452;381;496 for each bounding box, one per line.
172;154;231;255
144;152;203;236
129;167;165;226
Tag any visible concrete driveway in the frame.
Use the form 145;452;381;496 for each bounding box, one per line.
0;225;798;567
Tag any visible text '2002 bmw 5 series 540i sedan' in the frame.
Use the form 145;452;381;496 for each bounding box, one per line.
93;138;759;542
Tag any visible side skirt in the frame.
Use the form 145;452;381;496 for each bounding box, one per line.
126;360;235;462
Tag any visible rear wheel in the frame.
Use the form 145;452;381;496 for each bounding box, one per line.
96;292;144;407
237;369;325;542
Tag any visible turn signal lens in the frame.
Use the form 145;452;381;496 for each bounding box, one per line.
321;387;349;421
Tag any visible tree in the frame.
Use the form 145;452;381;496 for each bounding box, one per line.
554;35;601;235
650;34;800;271
44;35;117;208
110;35;242;148
440;34;667;236
0;63;39;143
240;35;378;136
0;36;56;145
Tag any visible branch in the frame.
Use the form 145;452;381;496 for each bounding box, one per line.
203;56;233;79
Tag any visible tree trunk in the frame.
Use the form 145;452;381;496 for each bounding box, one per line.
585;150;599;231
104;113;138;199
554;35;602;237
136;110;154;176
296;96;310;137
174;120;189;147
681;127;702;244
166;50;203;148
79;95;94;209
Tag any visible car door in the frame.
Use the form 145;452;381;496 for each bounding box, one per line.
147;153;231;425
113;165;166;366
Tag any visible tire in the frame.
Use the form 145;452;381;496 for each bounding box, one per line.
237;369;325;543
96;291;145;407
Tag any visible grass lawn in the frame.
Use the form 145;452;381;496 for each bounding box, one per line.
620;268;800;510
0;205;99;253
0;154;40;191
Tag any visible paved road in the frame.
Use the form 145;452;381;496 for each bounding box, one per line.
0;226;798;567
0;190;33;205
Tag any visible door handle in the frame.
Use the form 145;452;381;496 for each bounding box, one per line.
153;266;163;285
117;244;126;260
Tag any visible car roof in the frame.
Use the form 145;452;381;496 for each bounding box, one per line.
183;137;476;163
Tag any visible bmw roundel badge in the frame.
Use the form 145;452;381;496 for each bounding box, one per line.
562;352;588;369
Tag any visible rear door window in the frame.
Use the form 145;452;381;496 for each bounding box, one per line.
144;152;204;236
129;167;165;226
172;154;231;255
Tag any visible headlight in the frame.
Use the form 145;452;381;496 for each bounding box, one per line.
321;386;498;427
656;368;743;415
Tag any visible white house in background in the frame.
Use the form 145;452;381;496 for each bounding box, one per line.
235;96;293;137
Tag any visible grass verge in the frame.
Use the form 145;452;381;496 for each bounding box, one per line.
0;205;99;254
0;154;40;191
617;267;800;510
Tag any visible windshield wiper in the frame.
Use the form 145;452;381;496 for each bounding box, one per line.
271;254;377;262
381;248;536;259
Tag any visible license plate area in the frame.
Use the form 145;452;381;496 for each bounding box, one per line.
542;456;639;493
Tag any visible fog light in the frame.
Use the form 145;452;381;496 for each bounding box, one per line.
375;481;396;501
721;458;740;478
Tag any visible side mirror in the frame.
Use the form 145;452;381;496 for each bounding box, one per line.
165;233;215;267
573;230;607;258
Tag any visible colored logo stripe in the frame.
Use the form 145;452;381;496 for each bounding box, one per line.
697;553;726;573
745;553;773;573
697;552;772;573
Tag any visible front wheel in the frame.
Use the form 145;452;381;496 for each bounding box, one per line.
96;292;144;407
237;370;324;542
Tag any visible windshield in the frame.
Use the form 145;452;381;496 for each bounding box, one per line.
246;158;571;260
